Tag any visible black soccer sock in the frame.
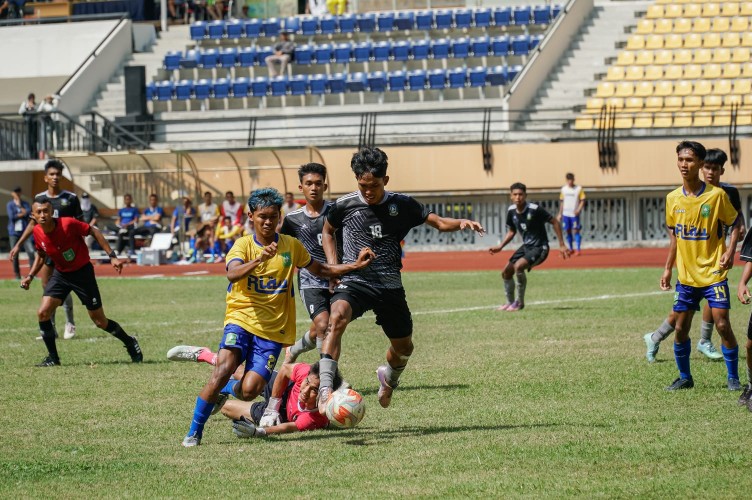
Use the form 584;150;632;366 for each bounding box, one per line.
39;320;59;361
104;319;131;344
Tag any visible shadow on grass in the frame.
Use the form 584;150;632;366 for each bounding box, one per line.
357;383;470;396
63;359;170;366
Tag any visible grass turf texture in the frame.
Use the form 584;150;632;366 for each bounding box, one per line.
1;268;751;497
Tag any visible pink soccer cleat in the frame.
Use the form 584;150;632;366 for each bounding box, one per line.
376;365;394;408
505;300;524;312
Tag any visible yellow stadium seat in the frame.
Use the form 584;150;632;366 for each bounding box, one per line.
730;17;748;32
655;0;669;3
702;3;720;17
665;34;683;49
625;66;645;81
683;64;702;79
655;19;673;34
646;5;664;19
713;48;731;63
585;97;604;112
693;113;712;127
703;33;721;49
635;50;654;65
703;63;722;79
653;113;673;128
665;4;683;18
606;66;626;81
694;80;713;95
573;117;594;130
703;95;723;110
635;19;654;35
731;47;750;63
694;48;712;64
674;49;692;65
633;113;653;128
595;82;615;98
664;95;684;111
723;63;741;78
693;17;711;32
624;96;643;110
654;50;673;65
614;116;633;129
616;51;636;66
675;80;693;96
724;94;743;106
644;96;664;111
636;81;656;96
655;81;674;96
685;34;702;49
626;35;645;50
674;112;693;128
683;3;701;17
742;62;752;77
683;95;702;111
744;94;752;107
664;65;683;79
741;1;752;16
732;79;752;94
738;112;752;126
721;33;740;48
715;79;732;94
615;82;634;97
644;65;664;80
721;2;739;16
606;97;624;109
713;112;732;128
647;35;665;50
742;32;752;47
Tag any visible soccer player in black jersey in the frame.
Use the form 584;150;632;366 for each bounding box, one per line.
10;160;81;339
317;147;485;411
488;182;571;312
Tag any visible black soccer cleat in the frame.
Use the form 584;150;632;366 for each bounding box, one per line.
36;356;61;367
739;383;752;406
665;377;694;391
125;337;143;363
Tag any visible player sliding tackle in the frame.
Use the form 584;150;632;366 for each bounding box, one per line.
182;188;374;447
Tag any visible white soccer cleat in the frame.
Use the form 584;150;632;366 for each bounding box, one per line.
167;345;207;363
63;323;76;340
376;365;394;408
697;341;723;360
181;433;201;447
317;386;332;415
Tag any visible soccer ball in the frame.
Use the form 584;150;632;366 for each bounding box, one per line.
325;388;366;429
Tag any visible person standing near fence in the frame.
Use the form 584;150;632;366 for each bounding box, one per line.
6;186;35;280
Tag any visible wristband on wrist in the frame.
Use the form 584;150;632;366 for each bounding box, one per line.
27;274;35;280
268;397;282;413
108;251;117;259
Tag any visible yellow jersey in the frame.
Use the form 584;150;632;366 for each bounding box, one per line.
665;183;737;287
224;233;311;345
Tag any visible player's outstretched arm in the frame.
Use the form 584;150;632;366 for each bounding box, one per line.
9;218;36;261
306;247;375;279
720;219;742;270
660;228;677;291
488;230;516;255
549;218;572;259
90;226;123;274
20;250;45;290
737;262;752;304
424;213;485;235
226;242;277;282
260;363;295;428
321;219;339;265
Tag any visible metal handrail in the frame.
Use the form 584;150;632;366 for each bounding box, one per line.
89;110;151;149
0;12;126;27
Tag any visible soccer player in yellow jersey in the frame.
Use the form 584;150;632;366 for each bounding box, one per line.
183;188;374;447
663;141;741;391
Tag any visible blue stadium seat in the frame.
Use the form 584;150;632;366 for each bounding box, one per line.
412;39;430;60
471;36;490;57
511;35;530;55
320;15;337;35
213;78;230;99
301;16;318;36
552;4;563;19
294;44;313;65
339;14;357;33
474;8;492;28
238;47;256;67
357;13;376;33
146;82;156;100
208;20;225;40
416;10;433;31
435;10;452;30
448;67;467;88
394;11;414;31
427;69;446;89
262;18;281;38
309;74;327;95
314;44;333;64
533;5;550;25
270;76;288;96
199;49;219;69
251;77;269;97
491;35;510;56
469;66;488;87
256;46;274;64
284;16;300;34
377;12;395;32
180;50;199;69
493;7;512;27
328;73;346;93
513;6;531;26
164;51;181;71
289;74;308;95
452;38;470;59
372;41;391;62
407;70;427;90
232;77;250;97
431;39;450;60
367;71;387;92
353;42;371;63
226;20;243;39
334;43;352;64
507;64;522;81
195;79;211;99
155;80;175;101
190;22;206;40
388;71;406;91
392;41;410;62
175;79;194;100
530;35;543;50
454;9;472;29
486;66;508;86
244;19;261;38
219;48;237;68
346;72;367;92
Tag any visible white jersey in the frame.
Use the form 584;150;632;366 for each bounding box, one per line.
559;185;585;217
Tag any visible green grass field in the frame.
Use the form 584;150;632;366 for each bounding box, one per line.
1;267;751;497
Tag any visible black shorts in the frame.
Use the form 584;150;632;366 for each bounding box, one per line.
248;371;290;424
330;280;413;339
44;262;103;311
300;287;332;320
509;245;549;271
747;312;752;341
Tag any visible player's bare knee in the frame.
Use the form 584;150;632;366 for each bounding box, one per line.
239;380;264;401
92;317;108;330
37;308;52;321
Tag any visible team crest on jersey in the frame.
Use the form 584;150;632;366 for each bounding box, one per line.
700;204;711;218
281;252;291;267
225;333;238;345
388;203;399;216
62;249;75;261
527;212;532;220
61;199;69;207
266;354;277;372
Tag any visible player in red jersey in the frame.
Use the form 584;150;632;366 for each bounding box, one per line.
20;198;143;367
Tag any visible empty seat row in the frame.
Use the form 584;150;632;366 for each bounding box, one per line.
605;61;752;81
595;78;752;98
634;16;751;34
189;5;562;41
574;111;752;130
646;2;752;18
625;32;752;50
616;47;750;65
585;92;752;114
148;66;520;101
165;36;541;70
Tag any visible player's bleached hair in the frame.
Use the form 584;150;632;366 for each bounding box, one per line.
44;159;65;173
705;148;728;167
298;162;327;182
309;361;343;390
510;182;527;193
248;187;283;212
351;147;388;179
676;140;706;160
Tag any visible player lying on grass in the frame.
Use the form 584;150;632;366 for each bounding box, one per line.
169;345;343;435
734;227;752;411
644;148;744;363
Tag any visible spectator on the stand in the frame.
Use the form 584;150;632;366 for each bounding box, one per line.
197;191;220;263
326;0;346;15
0;0;11;19
6;187;35;280
281;191;301;218
306;0;328;15
115;194;140;256
171;196;196;258
221;190;243;227
206;0;223;20
80;192;100;250
135;193;165;239
18;93;38;159
215;215;241;256
37;94;59;152
265;31;296;78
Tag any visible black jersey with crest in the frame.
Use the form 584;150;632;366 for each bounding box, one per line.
34;190;83;220
280;201;335;289
327;191;431;289
506;202;553;248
